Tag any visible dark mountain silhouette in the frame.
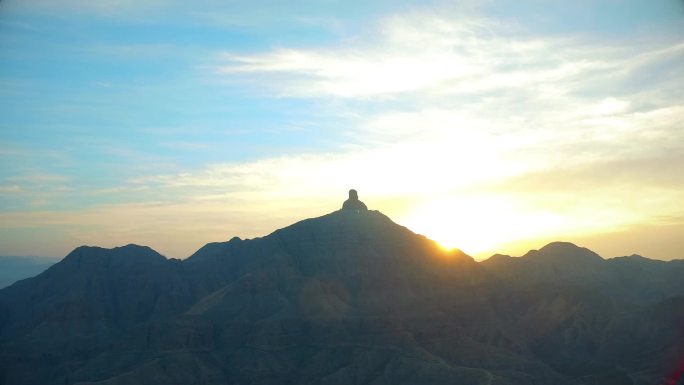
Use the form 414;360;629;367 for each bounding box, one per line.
1;194;683;385
481;241;684;302
0;257;55;289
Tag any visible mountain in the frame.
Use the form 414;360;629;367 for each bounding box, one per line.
481;242;684;384
1;195;683;385
0;257;55;289
481;241;684;302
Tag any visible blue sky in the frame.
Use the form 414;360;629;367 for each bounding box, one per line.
1;0;683;259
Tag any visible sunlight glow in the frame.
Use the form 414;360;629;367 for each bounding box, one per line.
400;196;569;259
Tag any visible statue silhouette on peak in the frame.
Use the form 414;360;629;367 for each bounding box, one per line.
342;189;368;211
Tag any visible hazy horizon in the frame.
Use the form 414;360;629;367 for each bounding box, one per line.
0;203;681;262
1;0;683;261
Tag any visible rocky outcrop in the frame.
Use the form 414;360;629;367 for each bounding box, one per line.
341;189;368;211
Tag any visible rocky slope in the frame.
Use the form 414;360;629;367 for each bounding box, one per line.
1;207;683;385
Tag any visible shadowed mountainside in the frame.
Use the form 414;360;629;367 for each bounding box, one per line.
482;242;684;301
1;208;683;385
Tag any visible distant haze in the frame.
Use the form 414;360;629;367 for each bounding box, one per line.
0;256;56;288
0;0;683;260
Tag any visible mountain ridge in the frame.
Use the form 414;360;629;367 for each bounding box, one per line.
1;205;683;385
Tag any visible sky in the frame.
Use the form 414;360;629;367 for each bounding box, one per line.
1;0;683;261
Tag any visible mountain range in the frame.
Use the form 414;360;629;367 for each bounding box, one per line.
1;207;683;385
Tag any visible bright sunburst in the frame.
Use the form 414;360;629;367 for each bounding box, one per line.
400;196;569;259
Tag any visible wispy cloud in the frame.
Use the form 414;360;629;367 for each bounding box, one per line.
7;173;71;184
3;0;176;17
0;185;22;193
159;141;214;151
215;12;682;100
217;15;516;97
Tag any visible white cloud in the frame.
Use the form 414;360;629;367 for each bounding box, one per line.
216;12;622;99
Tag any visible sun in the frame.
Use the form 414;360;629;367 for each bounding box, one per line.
400;196;568;259
402;210;498;257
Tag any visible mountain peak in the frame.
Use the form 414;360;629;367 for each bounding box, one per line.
61;243;166;269
481;253;513;265
539;241;582;252
525;241;604;262
272;206;406;246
